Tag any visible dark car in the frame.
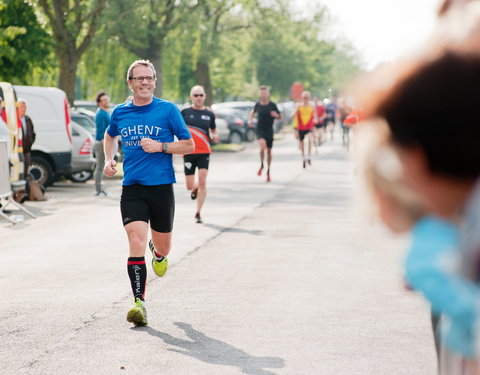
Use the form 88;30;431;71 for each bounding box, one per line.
213;108;250;144
212;101;256;141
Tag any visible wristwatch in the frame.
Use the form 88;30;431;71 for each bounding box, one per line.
162;142;168;153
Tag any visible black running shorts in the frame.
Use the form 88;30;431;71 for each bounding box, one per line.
256;132;273;148
298;129;312;141
120;184;175;233
183;153;210;176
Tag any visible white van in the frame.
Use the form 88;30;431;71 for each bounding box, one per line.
14;86;73;187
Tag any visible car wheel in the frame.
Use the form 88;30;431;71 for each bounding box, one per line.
29;155;55;187
229;131;243;144
68;170;94;183
246;129;256;142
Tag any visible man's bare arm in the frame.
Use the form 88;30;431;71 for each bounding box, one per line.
103;132;118;177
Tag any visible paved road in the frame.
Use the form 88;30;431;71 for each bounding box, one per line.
0;133;436;374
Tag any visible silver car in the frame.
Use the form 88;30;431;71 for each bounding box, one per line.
67;121;96;183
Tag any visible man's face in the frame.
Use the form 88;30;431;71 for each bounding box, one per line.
128;65;156;101
18;102;26;118
190;88;206;107
259;89;269;101
98;94;110;109
301;93;310;103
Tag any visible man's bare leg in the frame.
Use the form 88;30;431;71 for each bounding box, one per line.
266;148;272;182
257;138;267;175
195;168;208;222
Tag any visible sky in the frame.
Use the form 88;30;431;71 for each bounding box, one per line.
296;0;441;69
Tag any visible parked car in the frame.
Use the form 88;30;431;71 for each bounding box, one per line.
71;111;95;136
214;117;230;144
74;100;116;114
213;107;250;144
14;85;73;187
67;121;95;183
212;101;255;120
70;110;124;162
212;101;256;141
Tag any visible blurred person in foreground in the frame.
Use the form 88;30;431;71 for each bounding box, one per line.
181;85;218;224
358;120;480;373
94;90;110;196
360;49;480;374
103;59;194;326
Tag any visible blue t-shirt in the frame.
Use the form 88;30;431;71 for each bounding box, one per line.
107;97;191;186
95;108;111;141
405;216;480;357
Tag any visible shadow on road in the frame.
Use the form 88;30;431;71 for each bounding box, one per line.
203;223;264;236
137;322;284;375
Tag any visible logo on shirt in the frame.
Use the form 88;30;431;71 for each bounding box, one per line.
120;124;164;147
201;115;210;121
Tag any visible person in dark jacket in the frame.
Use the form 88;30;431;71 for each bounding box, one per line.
17;98;36;179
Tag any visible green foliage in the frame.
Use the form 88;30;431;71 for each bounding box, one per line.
2;0;363;104
0;0;52;84
77;35;136;104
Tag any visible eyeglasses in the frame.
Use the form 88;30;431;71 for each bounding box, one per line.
131;76;156;82
193;94;204;97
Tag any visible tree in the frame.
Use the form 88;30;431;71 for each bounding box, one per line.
0;0;52;84
191;0;252;105
105;0;190;97
35;0;107;104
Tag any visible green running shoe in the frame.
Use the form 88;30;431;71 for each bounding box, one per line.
126;298;148;326
149;239;168;277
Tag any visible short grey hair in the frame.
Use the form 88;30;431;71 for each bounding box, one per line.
126;59;157;81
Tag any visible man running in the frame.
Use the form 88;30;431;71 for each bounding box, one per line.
292;91;317;168
103;60;194;326
325;99;337;140
313;96;326;150
181;85;218;224
249;85;281;182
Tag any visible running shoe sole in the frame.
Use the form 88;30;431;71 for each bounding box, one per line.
191;189;198;200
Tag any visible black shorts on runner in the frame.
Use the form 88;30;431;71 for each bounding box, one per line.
298;129;312;142
314;122;324;129
183;153;210;175
120;184;175;233
257;132;273;148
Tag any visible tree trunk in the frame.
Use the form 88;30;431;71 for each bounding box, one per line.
153;55;163;98
195;61;213;106
58;51;79;106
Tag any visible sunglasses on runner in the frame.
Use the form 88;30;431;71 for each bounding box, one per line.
193;94;205;97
